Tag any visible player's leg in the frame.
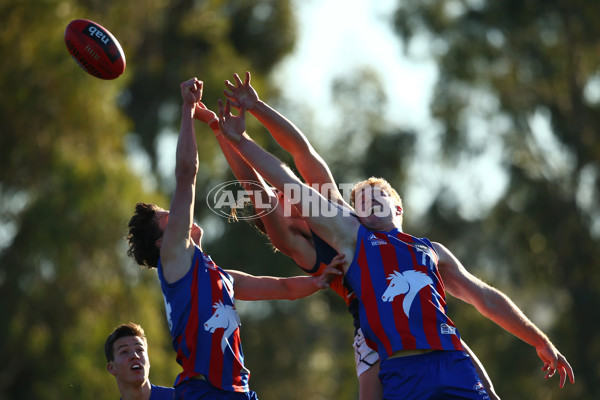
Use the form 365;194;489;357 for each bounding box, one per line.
359;360;382;400
354;327;383;400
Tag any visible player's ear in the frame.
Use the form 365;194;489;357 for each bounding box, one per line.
155;237;162;248
107;361;117;376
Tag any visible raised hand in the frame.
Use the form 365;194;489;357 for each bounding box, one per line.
180;77;203;105
224;71;259;111
218;98;246;143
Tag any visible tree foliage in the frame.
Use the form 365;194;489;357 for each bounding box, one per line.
3;0;595;398
393;0;599;398
0;1;170;398
0;0;346;399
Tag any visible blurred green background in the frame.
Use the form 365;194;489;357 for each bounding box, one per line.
1;0;598;399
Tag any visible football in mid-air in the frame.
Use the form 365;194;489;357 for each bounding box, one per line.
64;19;126;80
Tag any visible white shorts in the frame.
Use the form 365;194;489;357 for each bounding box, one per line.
353;328;379;377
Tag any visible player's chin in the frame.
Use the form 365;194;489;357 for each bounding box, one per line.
361;211;393;229
358;214;379;229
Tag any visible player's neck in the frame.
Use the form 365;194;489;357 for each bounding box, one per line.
365;215;402;232
118;379;151;400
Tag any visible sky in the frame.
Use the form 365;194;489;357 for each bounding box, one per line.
273;0;509;219
146;0;509;225
274;0;437;130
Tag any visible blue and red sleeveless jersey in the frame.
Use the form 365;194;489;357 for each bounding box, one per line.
148;384;175;399
158;246;250;392
345;225;463;362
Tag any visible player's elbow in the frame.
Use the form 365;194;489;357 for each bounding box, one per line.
176;159;199;178
468;288;505;319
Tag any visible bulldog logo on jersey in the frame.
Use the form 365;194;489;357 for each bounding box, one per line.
382;270;433;317
204;300;241;352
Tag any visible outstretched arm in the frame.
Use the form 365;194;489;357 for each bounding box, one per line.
229;254;345;301
435;242;575;388
224;71;350;208
194;102;274;213
217;99;359;271
160;78;202;283
194;103;318;270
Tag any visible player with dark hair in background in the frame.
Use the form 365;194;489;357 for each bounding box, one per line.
105;322;174;400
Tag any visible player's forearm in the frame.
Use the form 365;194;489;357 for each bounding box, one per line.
234;275;320;301
250;101;341;200
279;275;321;300
235;134;353;254
217;134;259;182
476;288;550;349
237;135;303;192
251;100;311;153
196;107;255;182
217;135;274;213
176;105;199;176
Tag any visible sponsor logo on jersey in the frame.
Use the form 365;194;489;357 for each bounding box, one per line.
414;244;430;254
368;233;388;246
473;381;489;398
440;323;457;335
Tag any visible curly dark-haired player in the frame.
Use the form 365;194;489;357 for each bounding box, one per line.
125;78;343;400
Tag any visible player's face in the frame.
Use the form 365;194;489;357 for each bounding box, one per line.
108;336;150;385
354;185;395;229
